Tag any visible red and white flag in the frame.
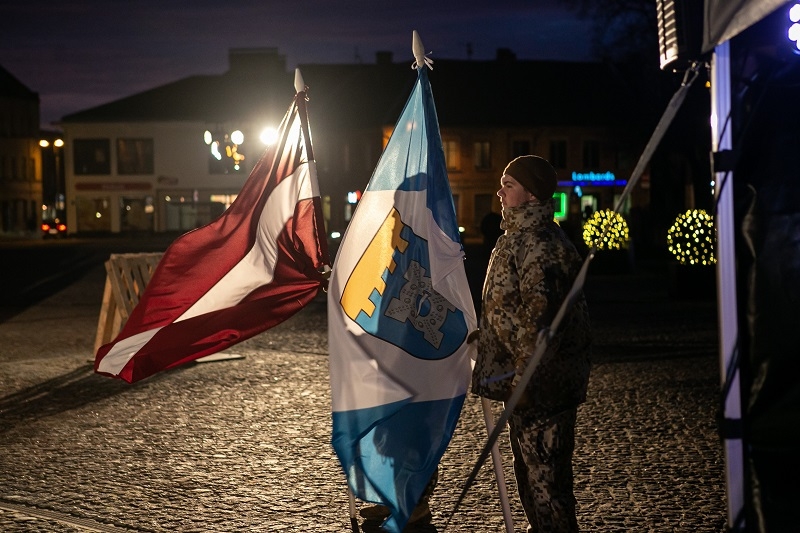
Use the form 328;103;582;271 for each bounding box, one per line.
95;80;329;383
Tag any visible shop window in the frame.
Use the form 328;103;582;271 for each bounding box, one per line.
117;138;154;175
75;196;111;232
121;196;155;232
74;139;111;175
164;194;226;232
474;141;491;169
549;140;567;169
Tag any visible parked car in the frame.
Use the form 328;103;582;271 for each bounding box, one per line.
41;218;67;238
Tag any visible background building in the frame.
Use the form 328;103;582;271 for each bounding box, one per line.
60;47;655;247
0;66;42;235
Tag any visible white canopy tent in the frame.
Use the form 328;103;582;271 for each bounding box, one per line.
705;1;799;530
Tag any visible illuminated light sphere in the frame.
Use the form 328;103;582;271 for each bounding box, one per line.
39;139;50;148
790;3;800;23
203;130;213;145
582;209;630;251
667;209;717;266
54;139;64;148
789;23;800;42
789;4;800;53
230;130;244;145
260;127;279;145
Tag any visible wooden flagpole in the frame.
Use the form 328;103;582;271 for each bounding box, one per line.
346;487;360;532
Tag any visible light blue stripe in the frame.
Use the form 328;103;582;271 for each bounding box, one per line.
332;395;465;533
366;68;461;245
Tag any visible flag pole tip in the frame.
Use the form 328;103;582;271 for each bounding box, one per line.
294;68;305;94
412;30;424;60
412;30;432;70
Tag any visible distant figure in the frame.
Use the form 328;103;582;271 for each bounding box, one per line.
480;211;503;247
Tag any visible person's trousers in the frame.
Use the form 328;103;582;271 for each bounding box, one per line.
508;408;579;533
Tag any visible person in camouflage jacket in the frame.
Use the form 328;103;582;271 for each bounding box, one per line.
472;155;591;533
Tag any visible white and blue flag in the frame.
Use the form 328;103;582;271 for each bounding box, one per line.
328;66;476;532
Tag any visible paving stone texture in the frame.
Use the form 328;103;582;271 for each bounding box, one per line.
0;261;726;532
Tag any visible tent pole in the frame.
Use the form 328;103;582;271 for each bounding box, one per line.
711;40;746;531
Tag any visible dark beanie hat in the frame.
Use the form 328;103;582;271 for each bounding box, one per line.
503;155;558;201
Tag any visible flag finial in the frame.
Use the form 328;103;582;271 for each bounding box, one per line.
412;30;434;70
294;68;306;94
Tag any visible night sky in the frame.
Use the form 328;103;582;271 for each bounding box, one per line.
0;0;594;129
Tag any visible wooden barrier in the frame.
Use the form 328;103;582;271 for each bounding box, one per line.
93;252;163;354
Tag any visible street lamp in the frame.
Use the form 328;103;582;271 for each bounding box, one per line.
38;137;65;217
204;129;245;173
53;139;64;211
202;124;281;175
259;126;278;145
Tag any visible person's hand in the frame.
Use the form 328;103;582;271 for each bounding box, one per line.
318;264;332;292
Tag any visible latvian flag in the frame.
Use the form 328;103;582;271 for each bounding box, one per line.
95;74;330;383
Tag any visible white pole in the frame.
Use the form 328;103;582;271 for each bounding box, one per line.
346;486;359;531
711;40;745;530
481;397;515;533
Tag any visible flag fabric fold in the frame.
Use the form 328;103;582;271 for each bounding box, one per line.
95;91;329;383
328;67;476;533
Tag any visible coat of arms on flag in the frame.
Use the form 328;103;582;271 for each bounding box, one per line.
327;37;476;533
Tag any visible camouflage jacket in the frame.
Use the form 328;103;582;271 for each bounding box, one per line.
471;200;592;422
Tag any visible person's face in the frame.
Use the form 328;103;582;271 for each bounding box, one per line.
497;174;534;209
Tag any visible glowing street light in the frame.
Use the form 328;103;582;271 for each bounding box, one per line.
259;126;278;145
204;128;245;172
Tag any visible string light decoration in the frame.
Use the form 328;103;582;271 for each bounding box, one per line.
667;209;717;265
582;209;630;250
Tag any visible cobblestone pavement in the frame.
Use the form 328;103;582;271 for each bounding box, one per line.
0;262;726;532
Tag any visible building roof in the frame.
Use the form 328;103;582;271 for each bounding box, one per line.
0;65;39;100
61;49;641;130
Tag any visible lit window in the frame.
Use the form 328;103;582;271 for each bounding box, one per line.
474;141;491;169
73;139;111;175
443;139;460;170
117;138;154;175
